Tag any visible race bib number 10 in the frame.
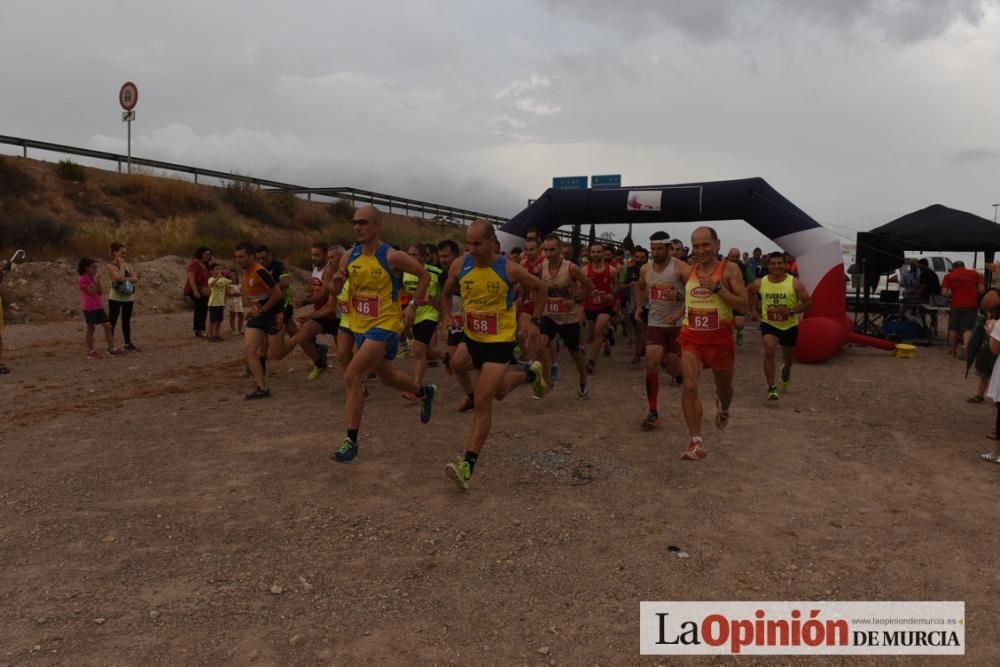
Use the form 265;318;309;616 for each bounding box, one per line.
352;293;380;318
688;308;719;331
466;311;499;336
545;299;569;315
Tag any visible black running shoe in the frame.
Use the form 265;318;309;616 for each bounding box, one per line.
245;386;271;400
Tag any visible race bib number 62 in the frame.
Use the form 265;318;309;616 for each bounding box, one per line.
688;308;719;331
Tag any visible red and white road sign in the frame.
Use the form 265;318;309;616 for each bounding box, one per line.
119;81;138;111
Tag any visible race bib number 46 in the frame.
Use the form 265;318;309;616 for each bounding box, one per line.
688;308;719;331
352;293;380;318
466;311;499;336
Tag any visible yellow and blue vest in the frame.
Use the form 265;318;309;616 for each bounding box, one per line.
458;254;516;343
347;243;403;335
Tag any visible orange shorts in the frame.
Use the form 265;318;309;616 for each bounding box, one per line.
679;340;735;372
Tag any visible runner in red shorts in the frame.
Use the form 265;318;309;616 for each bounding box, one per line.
672;227;749;460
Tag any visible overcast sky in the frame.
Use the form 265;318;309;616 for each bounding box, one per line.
2;0;999;251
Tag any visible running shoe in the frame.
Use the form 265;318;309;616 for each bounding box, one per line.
363;386;372;401
681;438;707;460
307;365;326;382
245;386;271;400
398;345;413;359
586;359;596;375
108;348;126;357
86;351;103;360
779;365;791;389
714;400;730;430
641;412;661;430
316;343;329;367
577;383;589;400
767;386;779;401
529;360;547;399
123;343;140;352
457;394;474;412
736;330;744;346
445;457;472;490
419;384;437;424
331;438;358;463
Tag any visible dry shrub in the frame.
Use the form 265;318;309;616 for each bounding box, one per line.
0;156;39;197
0;209;73;251
56;159;87;183
103;174;215;217
72;186;122;222
224;179;293;228
327;199;355;220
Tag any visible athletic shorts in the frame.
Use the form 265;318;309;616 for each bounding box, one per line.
760;322;799;348
84;308;109;326
412;319;437;345
316;317;339;337
585;307;615;321
447;317;465;347
540;317;581;351
354;327;400;361
208;305;225;323
948;308;978;332
645;325;680;352
247;308;285;335
465;339;516;370
678;340;735;373
975;345;998;379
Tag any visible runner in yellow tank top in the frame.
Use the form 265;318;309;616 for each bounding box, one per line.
439;220;548;491
325;206;438;464
672;227;749;461
748;253;812;401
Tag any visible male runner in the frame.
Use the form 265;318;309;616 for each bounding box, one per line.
235;241;286;399
726;247;748;346
256;245;298;337
326;206;436;463
583;243;619;373
672;227;749;460
440;220;547;490
291;243;344;380
747;252;812;400
624;246;648;366
538;233;594;397
634;232;685;429
402;246;444;393
517;236;545;360
438;238;476;411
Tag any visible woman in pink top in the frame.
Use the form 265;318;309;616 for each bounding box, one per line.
77;257;125;360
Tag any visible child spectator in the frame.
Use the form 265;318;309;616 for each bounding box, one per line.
206;264;232;343
77;257;125;359
226;270;244;335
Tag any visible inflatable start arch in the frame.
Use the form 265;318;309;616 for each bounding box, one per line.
499;178;893;363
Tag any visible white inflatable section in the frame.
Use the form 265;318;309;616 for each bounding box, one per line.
772;227;843;294
498;230;525;253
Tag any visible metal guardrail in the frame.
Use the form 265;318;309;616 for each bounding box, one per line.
0;134;618;248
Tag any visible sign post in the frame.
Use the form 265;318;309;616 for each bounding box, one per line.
591;174;621;189
552;176;588;190
119;82;139;174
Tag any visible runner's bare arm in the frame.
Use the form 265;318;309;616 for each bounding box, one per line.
300;295;338;322
507;261;544;310
791;278;812;314
747;278;762;295
439;259;461;326
326;252;351;298
569;263;595;297
389;250;430;304
633;263;648;317
719;262;749;312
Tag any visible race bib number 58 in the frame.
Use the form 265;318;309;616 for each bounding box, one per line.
688;308;719;331
466;311;499;335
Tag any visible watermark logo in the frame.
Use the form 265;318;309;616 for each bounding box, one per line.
640;602;964;655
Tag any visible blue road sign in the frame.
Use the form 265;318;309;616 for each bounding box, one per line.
591;174;621;189
553;176;588;190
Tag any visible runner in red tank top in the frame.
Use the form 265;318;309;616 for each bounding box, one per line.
672;227;749;461
583;243;619;374
517;237;545;362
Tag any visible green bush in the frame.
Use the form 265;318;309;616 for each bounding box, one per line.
57;159;88;182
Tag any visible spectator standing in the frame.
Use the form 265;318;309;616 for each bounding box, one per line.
226;270;244;335
941;260;985;356
78;257;125;359
207;264;232;342
107;242;139;351
183;246;212;338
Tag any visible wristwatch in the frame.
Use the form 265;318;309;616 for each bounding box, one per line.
713;282;723;293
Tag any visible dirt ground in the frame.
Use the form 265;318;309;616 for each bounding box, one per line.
1;309;999;666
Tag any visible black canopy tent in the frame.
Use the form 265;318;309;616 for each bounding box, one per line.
854;204;1000;338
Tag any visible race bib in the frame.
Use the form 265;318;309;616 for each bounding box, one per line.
650;284;673;302
337;300;350;315
545;298;569;315
466;311;499;336
352;293;380;318
767;306;789;322
688;308;719;331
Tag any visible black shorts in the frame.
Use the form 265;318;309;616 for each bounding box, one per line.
585;307;615;321
975;345;998;378
760;322;799;347
247;308;285;335
447;323;465;347
540;317;582;351
317;317;339;337
412;319;438;345
84;308;109;326
209;305;225;323
948;308;978;332
464;339;516;370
